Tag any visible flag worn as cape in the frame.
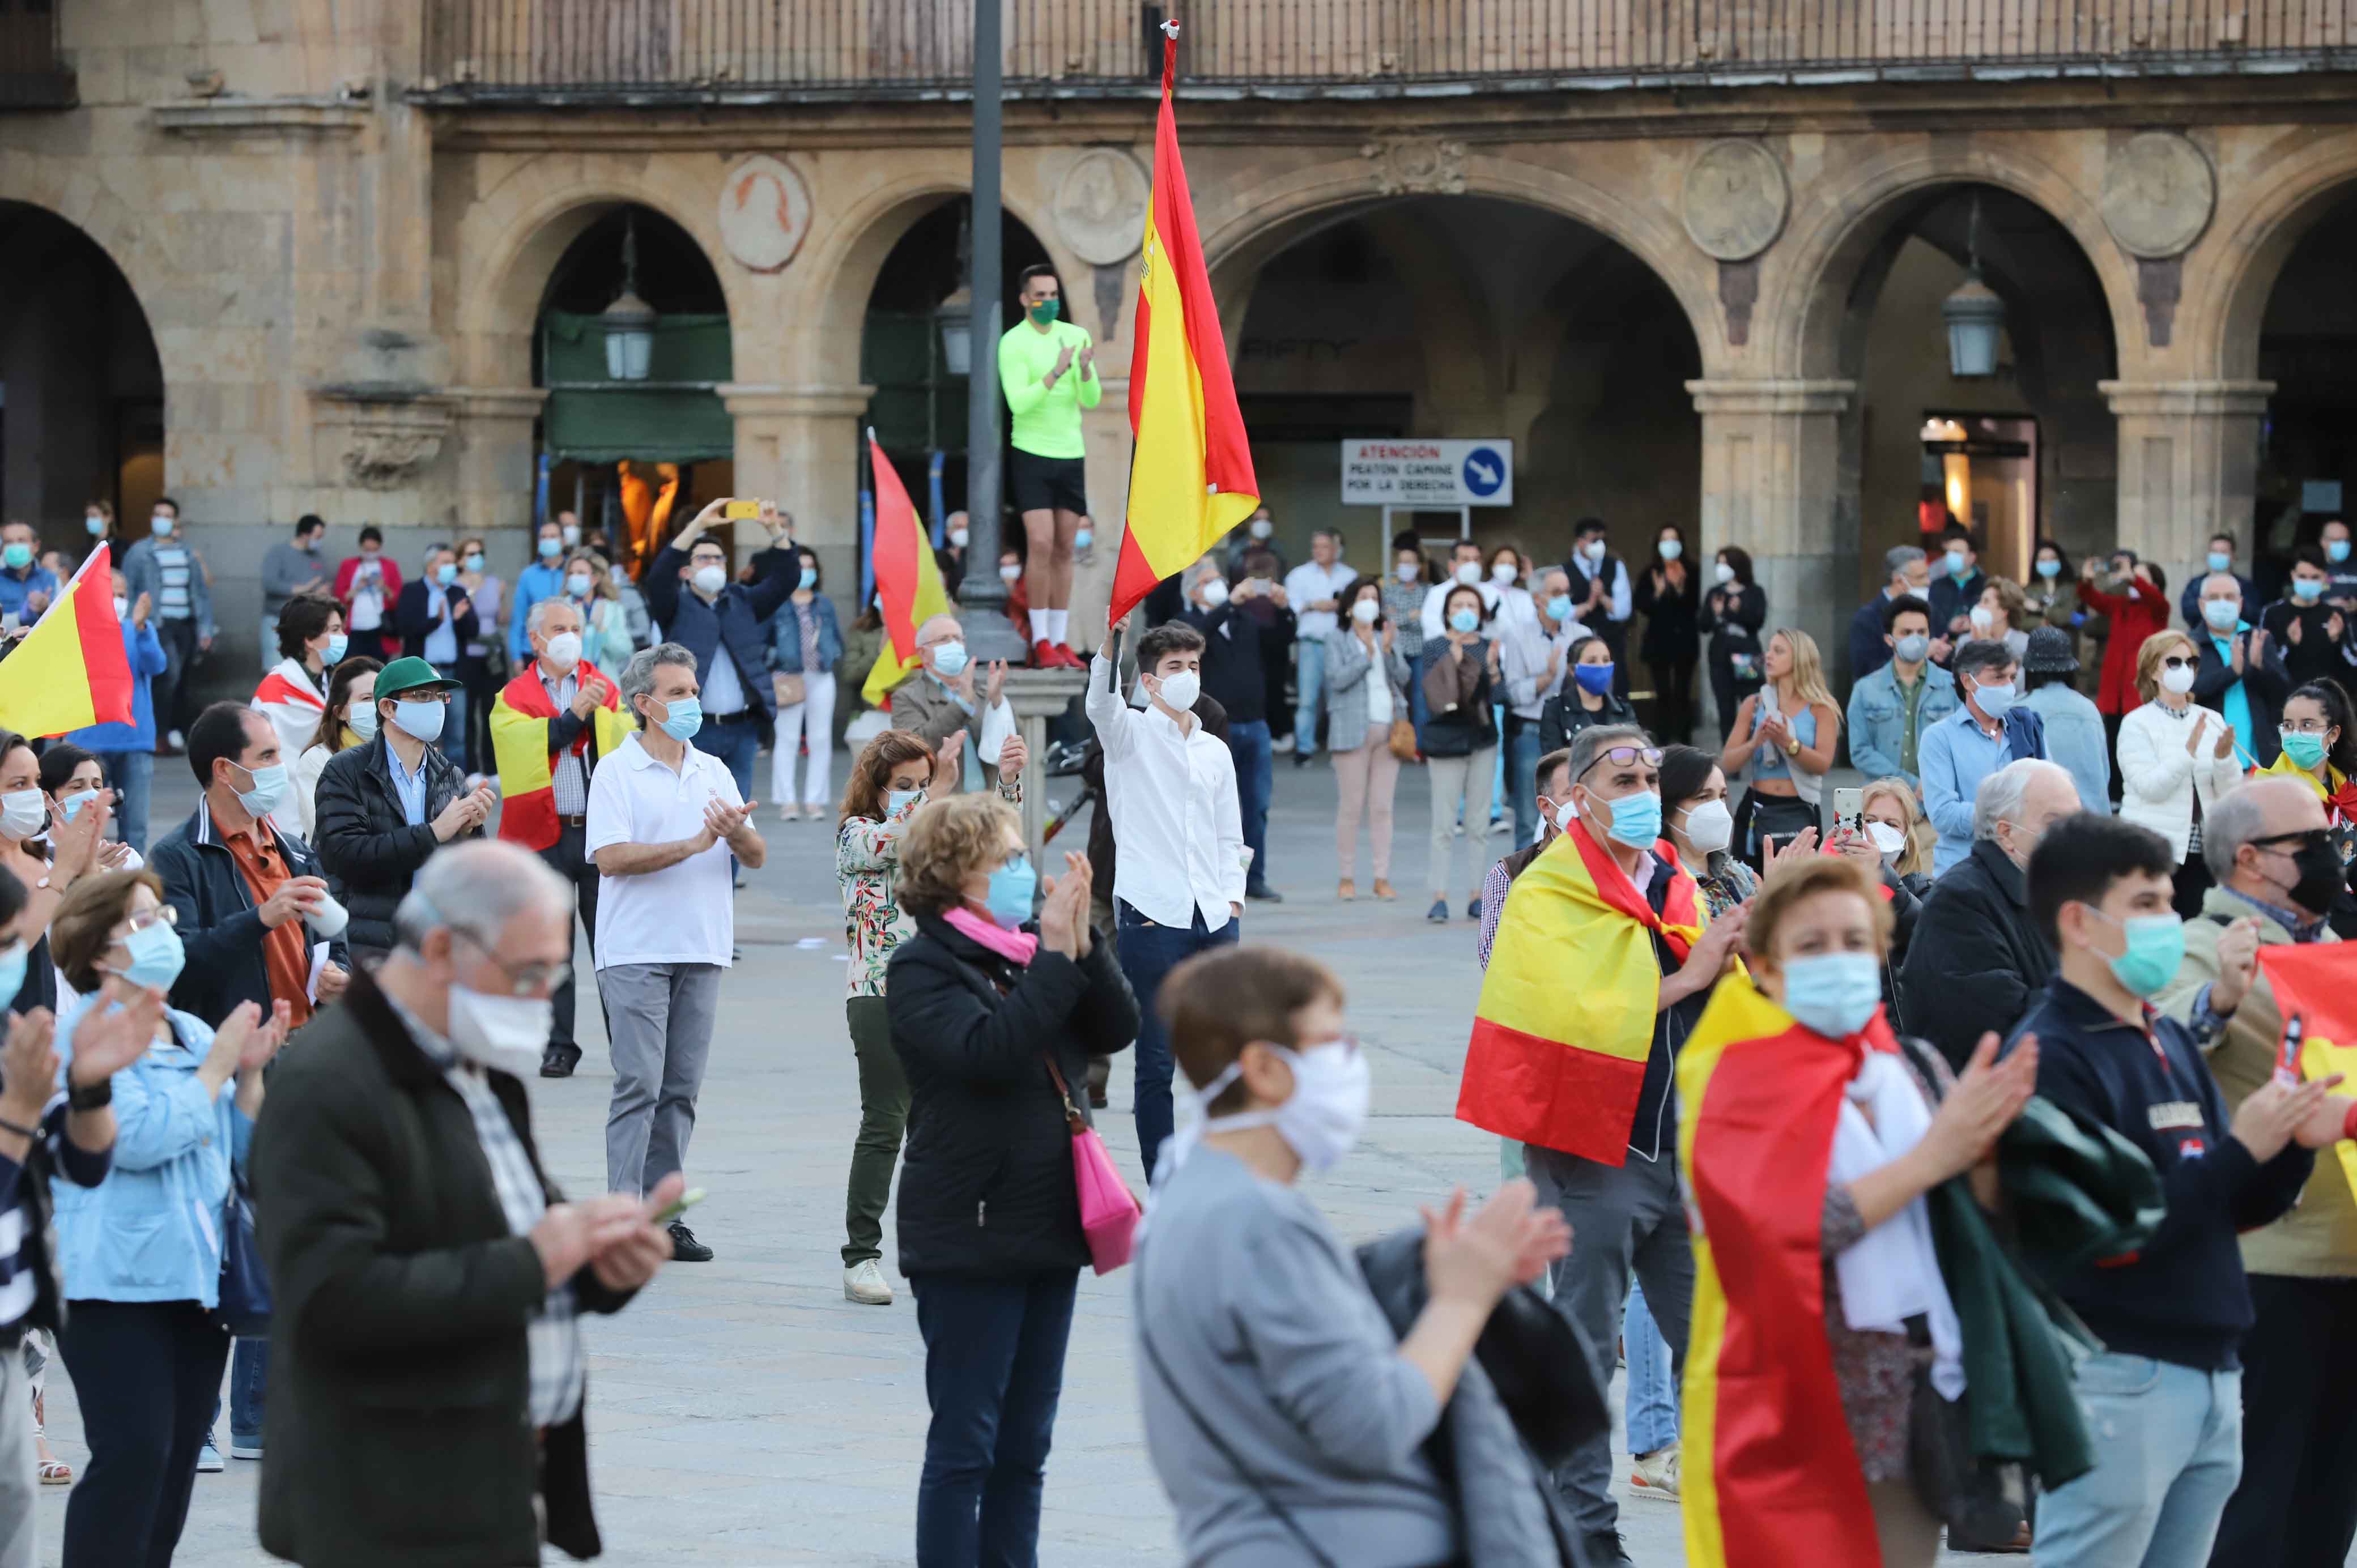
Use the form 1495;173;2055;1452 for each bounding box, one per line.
863;432;954;707
1109;22;1259;625
1677;974;1892;1568
0;544;132;739
490;664;631;852
2257;941;2357;1204
1456;823;1705;1165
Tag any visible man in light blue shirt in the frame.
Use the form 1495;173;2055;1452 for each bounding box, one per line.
1918;640;2048;875
507;517;572;664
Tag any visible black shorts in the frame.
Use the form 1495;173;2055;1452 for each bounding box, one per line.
1007;449;1088;515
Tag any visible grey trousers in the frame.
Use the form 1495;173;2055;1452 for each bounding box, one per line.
0;1336;34;1568
1525;1141;1696;1539
598;961;723;1198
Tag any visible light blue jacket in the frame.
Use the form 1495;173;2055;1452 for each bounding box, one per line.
506;560;569;663
50;997;246;1305
2024;681;2112;820
1845;661;1960;786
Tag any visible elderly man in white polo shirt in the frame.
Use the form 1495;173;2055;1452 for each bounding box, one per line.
588;643;766;1262
1088;610;1246;1182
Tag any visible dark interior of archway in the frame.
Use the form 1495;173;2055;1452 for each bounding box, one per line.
1233;195;1702;569
538;204;727;319
2256;190;2357;559
0;201;164;533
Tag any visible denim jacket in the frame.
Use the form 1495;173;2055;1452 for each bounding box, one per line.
1845;661;1960;785
50;997;245;1305
767;592;845;675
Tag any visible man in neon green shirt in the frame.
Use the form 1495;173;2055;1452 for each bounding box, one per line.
999;263;1100;668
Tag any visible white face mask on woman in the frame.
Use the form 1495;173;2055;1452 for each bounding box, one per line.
1678;797;1735;856
1171;1040;1371;1177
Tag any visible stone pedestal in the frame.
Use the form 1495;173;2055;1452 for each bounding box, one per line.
719;384;873;587
2100;380;2275;594
1004;666;1091;853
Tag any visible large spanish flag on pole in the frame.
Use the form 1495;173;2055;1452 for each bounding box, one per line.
1455;824;1707;1165
863;429;955;706
1109;20;1260;625
0;544;133;739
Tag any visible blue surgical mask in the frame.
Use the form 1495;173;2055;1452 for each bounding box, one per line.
931;641;969;678
151;513;175;536
2202;598;2241;631
1780;952;1884;1039
231;760;290;820
2086;907;2186;999
985;853;1037;931
1546;594;1574;623
320;633;348;666
85;515;106;537
1;545;29;571
2333;539;2352;565
349;702;378;741
58;789;103;821
2281;730;2330;772
1970;679;2016;718
1894;633;1930;663
1946;549;1971;577
884;788;922;813
2207;551;2232;574
566;573;593;598
798;566;818;590
2036;557;2061;579
0;942;26;1007
1074;527;1094;551
1449;608;1480;634
393;697;447;744
117;919;187;992
1574;663;1615;696
437;562;459;586
538;535;563;559
653;695;703;742
463;552;484;572
1658;540;1683;561
1595;787;1661;849
2295;577;2326;602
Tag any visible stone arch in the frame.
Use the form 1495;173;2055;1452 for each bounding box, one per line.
0;152;181;393
2187;129;2357;381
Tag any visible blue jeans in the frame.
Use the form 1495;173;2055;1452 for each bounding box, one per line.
1505;725;1541;850
1226;718;1273;889
692;717;761;803
2034;1353;2242;1568
911;1271;1079;1568
207;1335;266;1447
1624;1281;1678;1455
1293;637;1327;756
99;748;154;854
1116;901;1240;1179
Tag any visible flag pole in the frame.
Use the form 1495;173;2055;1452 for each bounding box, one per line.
953;0;1026;664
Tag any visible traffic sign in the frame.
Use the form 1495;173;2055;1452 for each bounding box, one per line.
1340;438;1514;508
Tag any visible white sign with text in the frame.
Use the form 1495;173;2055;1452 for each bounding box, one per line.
1339;438;1514;508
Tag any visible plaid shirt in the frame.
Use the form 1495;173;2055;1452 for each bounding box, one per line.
538;665;590;817
384;995;584;1427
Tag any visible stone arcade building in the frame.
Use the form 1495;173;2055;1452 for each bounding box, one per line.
2;1;2355;688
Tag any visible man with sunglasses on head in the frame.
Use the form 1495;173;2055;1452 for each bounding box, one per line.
1454;722;1745;1568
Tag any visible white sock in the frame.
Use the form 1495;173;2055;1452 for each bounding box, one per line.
1029;608;1050;644
1048;608;1069;644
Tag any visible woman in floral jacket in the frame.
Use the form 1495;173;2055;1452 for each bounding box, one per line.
834;726;1023;1307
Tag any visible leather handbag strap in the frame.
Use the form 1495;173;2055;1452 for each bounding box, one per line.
1040;1052;1086;1135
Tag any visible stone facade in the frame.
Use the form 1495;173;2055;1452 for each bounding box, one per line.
6;2;2357;682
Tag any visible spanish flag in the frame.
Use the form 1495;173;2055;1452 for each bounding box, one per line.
0;544;133;739
1677;974;1887;1568
862;431;954;708
2257;943;2357;1203
490;664;632;851
1456;824;1706;1165
1109;21;1259;625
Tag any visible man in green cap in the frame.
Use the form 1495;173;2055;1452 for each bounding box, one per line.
313;655;496;960
998;262;1099;670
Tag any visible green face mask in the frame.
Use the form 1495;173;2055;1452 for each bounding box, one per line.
1028;298;1060;326
2282;730;2330;772
2088;908;2186;999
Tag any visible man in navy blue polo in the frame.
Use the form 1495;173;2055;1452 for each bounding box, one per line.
640;498;798;804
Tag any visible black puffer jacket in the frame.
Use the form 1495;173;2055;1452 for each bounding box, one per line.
310;731;475;954
1897;838;2055;1069
888;911;1138;1279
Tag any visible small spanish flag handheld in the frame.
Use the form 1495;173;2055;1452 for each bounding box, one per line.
0;544;133;739
862;430;955;707
2257;943;2357;1201
1109;19;1260;625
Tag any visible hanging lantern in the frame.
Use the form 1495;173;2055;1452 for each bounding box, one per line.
601;211;657;382
1941;192;2005;380
936;284;973;377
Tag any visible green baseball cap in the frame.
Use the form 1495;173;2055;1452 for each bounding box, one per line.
374;656;463;701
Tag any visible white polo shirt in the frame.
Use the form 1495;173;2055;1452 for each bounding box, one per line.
585;731;742;969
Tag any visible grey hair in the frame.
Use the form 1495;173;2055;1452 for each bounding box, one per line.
1951;638;2017;682
2203;781;2278;881
1884;544;1926;580
620;642;697;727
527;596;579;637
2201;572;2243;598
1973;759;2073;842
394;841;572;952
1566;723;1654;786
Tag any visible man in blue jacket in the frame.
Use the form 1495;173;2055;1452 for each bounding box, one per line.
1846;543;1931;683
505;517;572;666
1847;593;1958;789
2014;812;2350;1568
1918;639;2047;875
639;498;798;802
1926;525;1986;646
2180;531;2256;633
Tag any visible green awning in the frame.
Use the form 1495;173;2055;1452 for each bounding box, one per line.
541;310;735;464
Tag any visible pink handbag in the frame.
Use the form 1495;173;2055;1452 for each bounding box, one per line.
1044;1054;1142;1275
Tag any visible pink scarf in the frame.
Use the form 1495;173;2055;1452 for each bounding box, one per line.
943;905;1039;965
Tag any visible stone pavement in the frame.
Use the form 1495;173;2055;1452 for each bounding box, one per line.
33;751;1990;1565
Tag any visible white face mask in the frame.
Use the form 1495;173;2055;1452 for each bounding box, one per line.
1184;1041;1371;1176
1490;561;1518;585
692;564;728;595
1249;518;1274;540
1350;598;1380;625
1678;797;1735;855
1583;540;1607;563
1454;560;1482;586
1714;561;1735;584
998;563;1023;583
1395;561;1420;583
113;596;129;621
2160;664;2197;696
446;982;554;1077
950;527;970;549
1865;820;1908;860
541;630;583;670
1197;577;1230;608
0;789;46;841
1969;604;1996;630
1153;670;1201;711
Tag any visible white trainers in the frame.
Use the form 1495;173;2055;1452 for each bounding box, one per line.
843;1259;893;1305
1629;1444;1680;1502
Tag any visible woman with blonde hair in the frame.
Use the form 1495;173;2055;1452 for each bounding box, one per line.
1720;626;1841;868
564;551;635;679
2116;626;2243;916
1858;776;1931;885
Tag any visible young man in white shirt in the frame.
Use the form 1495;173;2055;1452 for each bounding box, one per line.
1088;612;1246;1179
1281;530;1355;766
588;642;765;1262
1420;538;1501;641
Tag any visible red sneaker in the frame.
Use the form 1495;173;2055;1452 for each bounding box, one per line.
1032;639;1061;669
1052;642;1086;669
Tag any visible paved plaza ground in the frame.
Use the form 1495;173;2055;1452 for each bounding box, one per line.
23;749;2121;1565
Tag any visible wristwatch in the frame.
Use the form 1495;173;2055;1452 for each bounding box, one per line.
66;1076;112;1112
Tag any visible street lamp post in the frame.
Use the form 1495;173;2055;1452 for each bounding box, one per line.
954;0;1028;663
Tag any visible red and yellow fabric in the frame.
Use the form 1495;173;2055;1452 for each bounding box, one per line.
2254;749;2357;823
489;665;629;851
1456;823;1705;1165
2258;943;2357;1203
862;432;954;707
1678;973;1896;1568
1108;24;1260;625
0;544;131;739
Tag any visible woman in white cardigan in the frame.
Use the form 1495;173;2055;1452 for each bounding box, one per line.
2115;627;2247;917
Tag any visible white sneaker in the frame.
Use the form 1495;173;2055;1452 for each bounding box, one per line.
843;1259;894;1305
1271;733;1295;754
1629;1444;1680;1502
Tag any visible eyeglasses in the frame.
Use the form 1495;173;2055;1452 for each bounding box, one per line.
388;689;453;705
2161;656;2194;670
450;926;569;996
2282;720;2334;734
2252;830;2332;854
111;905;178;941
1579;745;1663;779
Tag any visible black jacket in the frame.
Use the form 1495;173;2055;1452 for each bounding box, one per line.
1184;600;1288;727
2006;974;2312;1372
1537;688;1637;757
643;544;797;737
888;912;1139;1279
1632;563;1700;666
147;796;348;1026
311;732;476;953
394;578;481;663
2258;597;2353;690
1701;580;1767;694
251;969;637;1567
1896;838;2055;1070
2192;623;2291;767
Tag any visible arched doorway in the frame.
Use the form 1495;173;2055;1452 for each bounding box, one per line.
534;203;731;576
2248;188;2357;567
0;202;164;541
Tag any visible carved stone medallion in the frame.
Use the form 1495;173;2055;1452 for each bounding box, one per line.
2100;131;2215;259
1680;140;1788;262
1054;149;1150;267
1362;139;1467;198
717;154;812;273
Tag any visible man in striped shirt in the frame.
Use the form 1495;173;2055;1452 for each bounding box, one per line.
123;496;216;753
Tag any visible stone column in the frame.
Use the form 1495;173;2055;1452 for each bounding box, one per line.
445;387;546;547
720;384;873;589
2099;380;2274;594
1686;378;1857;705
1003;667;1092;853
